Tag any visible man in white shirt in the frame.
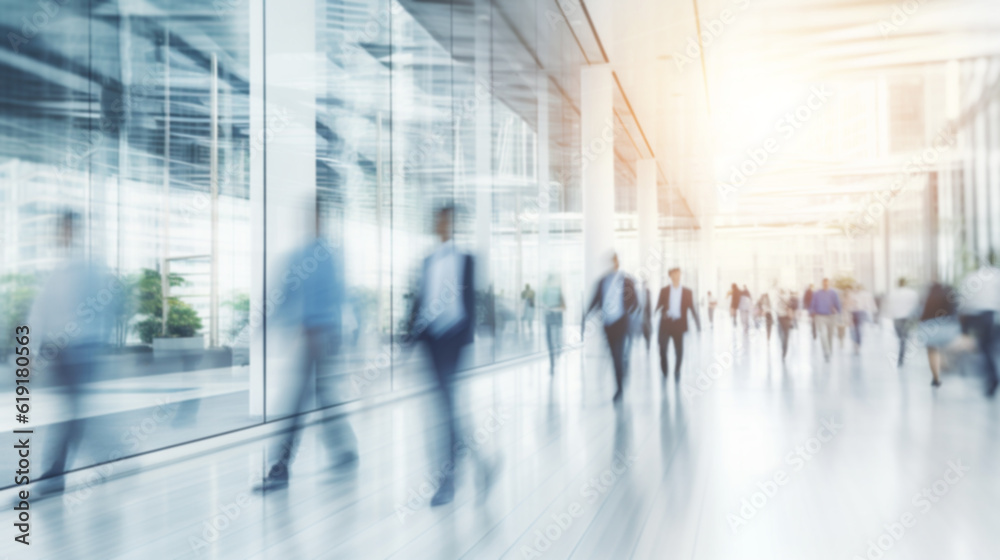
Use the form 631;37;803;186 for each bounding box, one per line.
885;277;919;366
409;206;496;505
655;267;700;381
585;253;638;402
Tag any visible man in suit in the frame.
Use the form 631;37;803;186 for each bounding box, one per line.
585;252;638;402
655;267;701;381
409;205;495;506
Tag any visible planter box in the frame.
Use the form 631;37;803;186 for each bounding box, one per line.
153;335;205;359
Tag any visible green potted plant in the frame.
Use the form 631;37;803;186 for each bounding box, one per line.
133;269;204;358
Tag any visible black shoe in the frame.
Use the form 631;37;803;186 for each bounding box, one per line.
254;470;289;492
931;379;941;388
431;479;454;506
33;475;65;499
477;458;501;504
332;450;359;470
674;371;681;382
612;390;623;403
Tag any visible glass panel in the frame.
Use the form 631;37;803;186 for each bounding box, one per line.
0;2;255;474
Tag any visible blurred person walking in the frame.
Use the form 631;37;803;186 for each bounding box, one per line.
918;282;975;388
707;291;718;328
776;289;796;360
850;285;877;354
641;280;653;351
655;267;700;382
728;283;741;327
804;283;816;339
521;283;536;336
542;273;566;375
30;211;115;496
256;212;358;492
739;285;753;331
809;278;841;362
757;292;773;341
406;205;497;506
958;257;1000;396
585;252;638;402
885;278;920;367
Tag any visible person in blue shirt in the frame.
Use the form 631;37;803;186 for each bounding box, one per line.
809;278;842;362
256;214;358;492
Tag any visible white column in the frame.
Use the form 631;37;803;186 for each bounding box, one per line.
582;64;615;291
538;78;551;278
474;0;492;295
636;159;657;287
258;0;318;420
248;0;265;421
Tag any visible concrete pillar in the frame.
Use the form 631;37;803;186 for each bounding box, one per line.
538;79;551;277
636;159;658;288
582;64;615;292
259;0;317;420
248;0;264;421
474;0;492;296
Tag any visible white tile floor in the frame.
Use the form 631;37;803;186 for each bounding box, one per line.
4;318;1000;559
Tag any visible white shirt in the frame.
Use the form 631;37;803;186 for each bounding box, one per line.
885;287;919;319
667;284;683;320
424;241;465;337
602;272;625;325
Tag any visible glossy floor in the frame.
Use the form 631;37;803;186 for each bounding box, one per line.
4;318;999;559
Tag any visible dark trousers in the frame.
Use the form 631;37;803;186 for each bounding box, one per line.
765;314;773;339
893;318;911;366
545;312;563;372
271;328;357;477
851;311;865;346
427;331;466;476
604;318;628;396
659;320;684;378
963;311;998;390
44;346;93;477
778;317;793;358
810;312;817;339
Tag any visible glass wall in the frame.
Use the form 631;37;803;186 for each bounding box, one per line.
0;0;589;476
